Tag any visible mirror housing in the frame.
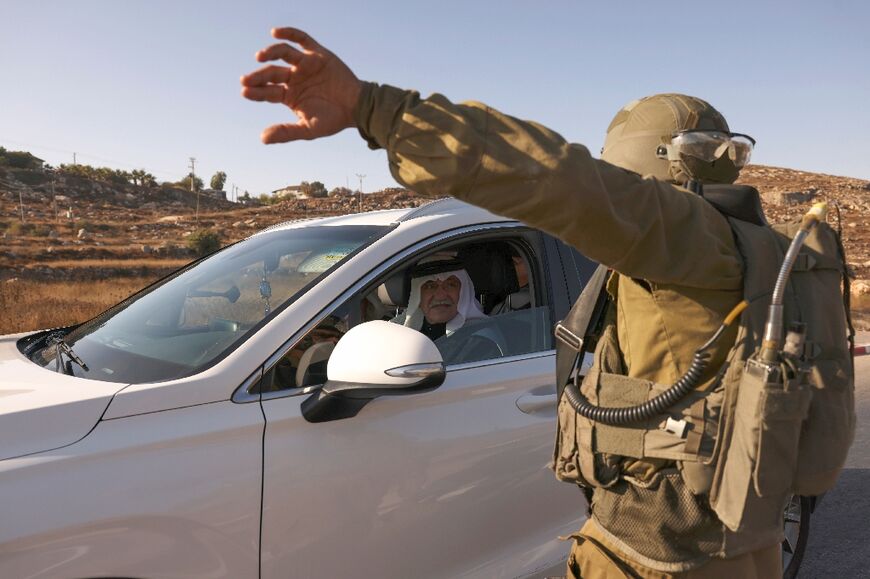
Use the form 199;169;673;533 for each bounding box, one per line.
302;321;445;423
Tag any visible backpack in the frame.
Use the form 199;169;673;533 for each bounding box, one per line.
552;184;855;534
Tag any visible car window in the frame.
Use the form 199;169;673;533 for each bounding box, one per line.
31;225;388;384
261;235;554;393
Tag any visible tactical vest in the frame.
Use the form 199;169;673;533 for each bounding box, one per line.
552;200;855;567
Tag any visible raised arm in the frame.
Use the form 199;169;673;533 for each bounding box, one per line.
241;28;741;289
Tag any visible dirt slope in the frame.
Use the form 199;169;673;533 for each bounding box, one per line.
1;163;868;326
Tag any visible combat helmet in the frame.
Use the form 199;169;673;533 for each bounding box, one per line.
601;93;754;185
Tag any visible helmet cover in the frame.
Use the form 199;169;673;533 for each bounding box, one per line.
601;93;739;184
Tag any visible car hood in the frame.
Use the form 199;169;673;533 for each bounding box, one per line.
0;333;128;461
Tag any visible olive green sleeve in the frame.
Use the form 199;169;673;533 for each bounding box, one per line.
354;82;742;290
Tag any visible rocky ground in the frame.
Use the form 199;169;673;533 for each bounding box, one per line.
1;163;868;327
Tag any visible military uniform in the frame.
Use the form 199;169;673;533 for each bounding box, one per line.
353;82;783;576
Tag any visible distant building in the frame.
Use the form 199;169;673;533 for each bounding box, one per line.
0;148;44;170
272;185;308;200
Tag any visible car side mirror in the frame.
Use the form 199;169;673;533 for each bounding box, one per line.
301;321;445;423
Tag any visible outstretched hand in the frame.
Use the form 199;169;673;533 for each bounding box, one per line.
240;27;362;144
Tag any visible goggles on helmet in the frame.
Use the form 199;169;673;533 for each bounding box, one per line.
657;130;756;168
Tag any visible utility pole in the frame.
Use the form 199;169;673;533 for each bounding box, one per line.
355;173;366;213
18;186;24;223
52;178;58;223
189;157;198;224
72;152;77;165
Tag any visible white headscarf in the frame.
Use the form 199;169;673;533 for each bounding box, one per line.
399;269;487;335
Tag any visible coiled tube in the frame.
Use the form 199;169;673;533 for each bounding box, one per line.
564;349;711;425
564;300;748;426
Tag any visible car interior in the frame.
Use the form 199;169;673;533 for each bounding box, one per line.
262;238;550;393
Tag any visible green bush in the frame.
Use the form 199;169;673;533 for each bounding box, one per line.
187;228;222;256
11;169;51;186
7;221;35;236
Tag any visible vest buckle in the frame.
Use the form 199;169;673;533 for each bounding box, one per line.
555;322;583;351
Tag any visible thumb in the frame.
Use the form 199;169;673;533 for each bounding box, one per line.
261;123;311;144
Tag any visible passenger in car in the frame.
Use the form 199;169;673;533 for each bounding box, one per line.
490;254;531;315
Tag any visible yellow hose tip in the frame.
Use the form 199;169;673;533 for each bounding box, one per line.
809;201;828;220
801;201;828;230
724;300;749;325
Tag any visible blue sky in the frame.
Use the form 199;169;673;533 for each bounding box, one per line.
1;0;868;196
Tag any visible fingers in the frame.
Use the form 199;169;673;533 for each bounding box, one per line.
262;123;310;144
241;85;285;103
240;64;291;87
271;27;324;52
256;42;305;65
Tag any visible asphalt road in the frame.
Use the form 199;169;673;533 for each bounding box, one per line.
797;331;870;578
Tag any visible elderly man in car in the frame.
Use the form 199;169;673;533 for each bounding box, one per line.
394;255;487;342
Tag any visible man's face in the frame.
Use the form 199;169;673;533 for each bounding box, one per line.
419;275;461;324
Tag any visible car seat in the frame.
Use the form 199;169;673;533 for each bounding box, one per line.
296;341;336;387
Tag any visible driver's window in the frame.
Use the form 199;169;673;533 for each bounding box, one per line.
260;238;552;393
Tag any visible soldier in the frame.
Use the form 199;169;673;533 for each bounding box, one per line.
241;27;852;578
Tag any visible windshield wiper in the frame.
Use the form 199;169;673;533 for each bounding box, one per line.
51;334;89;375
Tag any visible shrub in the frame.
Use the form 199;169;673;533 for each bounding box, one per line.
32;225;52;237
7;221;34;236
187;228;222;256
11;169;51;186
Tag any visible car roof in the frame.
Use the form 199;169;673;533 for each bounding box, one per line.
262;197;515;232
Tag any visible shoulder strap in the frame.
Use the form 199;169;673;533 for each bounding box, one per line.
555;265;610;401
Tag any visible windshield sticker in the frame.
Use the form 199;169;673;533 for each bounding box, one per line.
298;244;357;273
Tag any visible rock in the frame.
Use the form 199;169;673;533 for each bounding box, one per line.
141;245;153;254
762;189;817;205
77;228;90;240
48;230;59;239
853;280;870;296
182;231;192;238
158;215;184;224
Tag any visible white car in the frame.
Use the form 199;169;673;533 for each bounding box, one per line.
0;198;600;579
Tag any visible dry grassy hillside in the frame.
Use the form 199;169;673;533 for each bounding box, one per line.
1;163;868;334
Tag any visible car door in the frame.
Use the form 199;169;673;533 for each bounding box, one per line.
257;225;587;578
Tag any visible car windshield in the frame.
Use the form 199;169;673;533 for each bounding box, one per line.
32;224;388;384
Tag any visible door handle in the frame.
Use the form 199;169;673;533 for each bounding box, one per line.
515;392;558;414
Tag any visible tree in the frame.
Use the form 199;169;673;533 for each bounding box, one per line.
187;228;222;256
130;169;155;187
308;180;328;198
239;191;252;203
130;169;145;186
143;174;157;187
329;186;353;197
257;193;279;205
178;174;204;191
0;148;43;169
210;171;227;191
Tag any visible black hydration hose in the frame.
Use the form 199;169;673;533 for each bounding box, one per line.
564;300;748;426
